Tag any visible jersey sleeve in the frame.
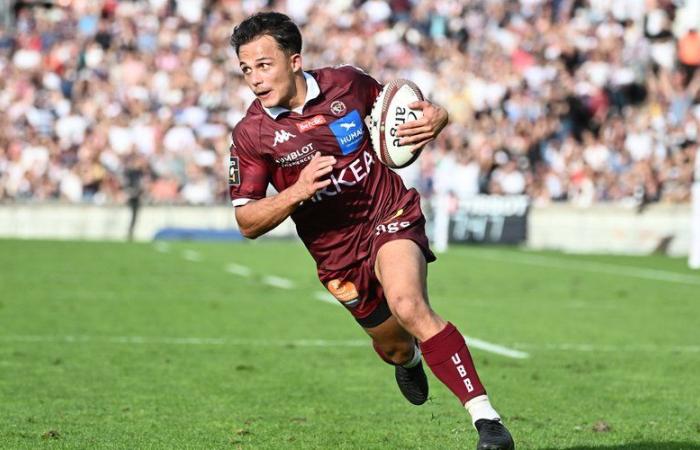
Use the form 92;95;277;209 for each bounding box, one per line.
337;65;383;112
359;72;383;112
228;125;270;207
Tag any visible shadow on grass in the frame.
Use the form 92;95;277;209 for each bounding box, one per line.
545;443;700;450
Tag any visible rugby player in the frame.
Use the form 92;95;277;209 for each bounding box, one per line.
228;12;515;450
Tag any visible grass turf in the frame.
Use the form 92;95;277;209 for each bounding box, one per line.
1;239;699;449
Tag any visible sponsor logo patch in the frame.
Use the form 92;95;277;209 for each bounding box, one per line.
311;150;375;203
326;279;360;308
329;109;364;155
228;156;240;185
272;129;296;147
274;143;315;167
296;115;326;133
375;220;411;235
330;100;347;116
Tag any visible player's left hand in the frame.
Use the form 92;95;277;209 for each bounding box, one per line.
396;101;449;154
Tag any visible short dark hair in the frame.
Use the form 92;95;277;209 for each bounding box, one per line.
230;12;302;56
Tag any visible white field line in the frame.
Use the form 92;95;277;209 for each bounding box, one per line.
434;297;621;310
182;250;202;262
314;291;340;306
261;275;295;289
471;251;700;286
311;293;528;358
153;242;170;253
0;335;366;347
225;263;252;277
512;343;700;353
464;336;530;359
3;335;697;354
564;301;620;310
0;334;526;358
148;247;524;359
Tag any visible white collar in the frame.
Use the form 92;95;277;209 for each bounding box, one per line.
262;72;320;119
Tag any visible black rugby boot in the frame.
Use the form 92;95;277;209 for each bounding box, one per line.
475;419;515;450
394;361;429;405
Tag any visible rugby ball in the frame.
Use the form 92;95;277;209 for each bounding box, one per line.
369;79;424;168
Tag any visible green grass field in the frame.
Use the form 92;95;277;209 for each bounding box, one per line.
1;239;699;449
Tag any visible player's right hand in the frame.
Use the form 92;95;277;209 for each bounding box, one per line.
292;152;336;201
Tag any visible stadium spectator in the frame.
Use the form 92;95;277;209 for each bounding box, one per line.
0;0;698;209
678;27;700;72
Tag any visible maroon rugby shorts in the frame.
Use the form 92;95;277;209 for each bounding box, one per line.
317;191;436;328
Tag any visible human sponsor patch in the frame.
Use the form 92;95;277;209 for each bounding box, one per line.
329;109;364;155
228;156;240;185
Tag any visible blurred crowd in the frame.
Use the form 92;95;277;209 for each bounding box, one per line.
0;0;699;207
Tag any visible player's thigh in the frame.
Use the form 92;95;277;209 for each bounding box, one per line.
373;239;447;341
374;238;428;303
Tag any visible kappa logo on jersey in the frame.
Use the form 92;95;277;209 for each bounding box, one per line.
272;129;296;147
329;109;364;155
228;156;240;185
330;100;347;116
296;115;326;133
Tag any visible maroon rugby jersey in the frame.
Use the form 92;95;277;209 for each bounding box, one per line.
229;66;417;270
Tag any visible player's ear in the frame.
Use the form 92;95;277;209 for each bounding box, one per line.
290;53;302;73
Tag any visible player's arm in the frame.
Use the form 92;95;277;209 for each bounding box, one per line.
396;100;449;153
235;153;336;239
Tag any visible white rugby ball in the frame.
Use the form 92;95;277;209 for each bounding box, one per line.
369;79;424;168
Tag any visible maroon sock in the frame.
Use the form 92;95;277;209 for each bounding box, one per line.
420;322;486;405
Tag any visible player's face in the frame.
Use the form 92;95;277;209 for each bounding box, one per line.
238;35;301;109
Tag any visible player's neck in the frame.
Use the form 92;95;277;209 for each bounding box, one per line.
285;72;307;111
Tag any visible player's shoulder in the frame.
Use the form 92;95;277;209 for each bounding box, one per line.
313;64;376;85
232;103;264;145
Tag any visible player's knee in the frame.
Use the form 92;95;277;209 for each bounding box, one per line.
387;292;426;328
376;340;415;365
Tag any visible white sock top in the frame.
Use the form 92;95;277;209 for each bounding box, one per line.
465;394;501;426
401;343;422;368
